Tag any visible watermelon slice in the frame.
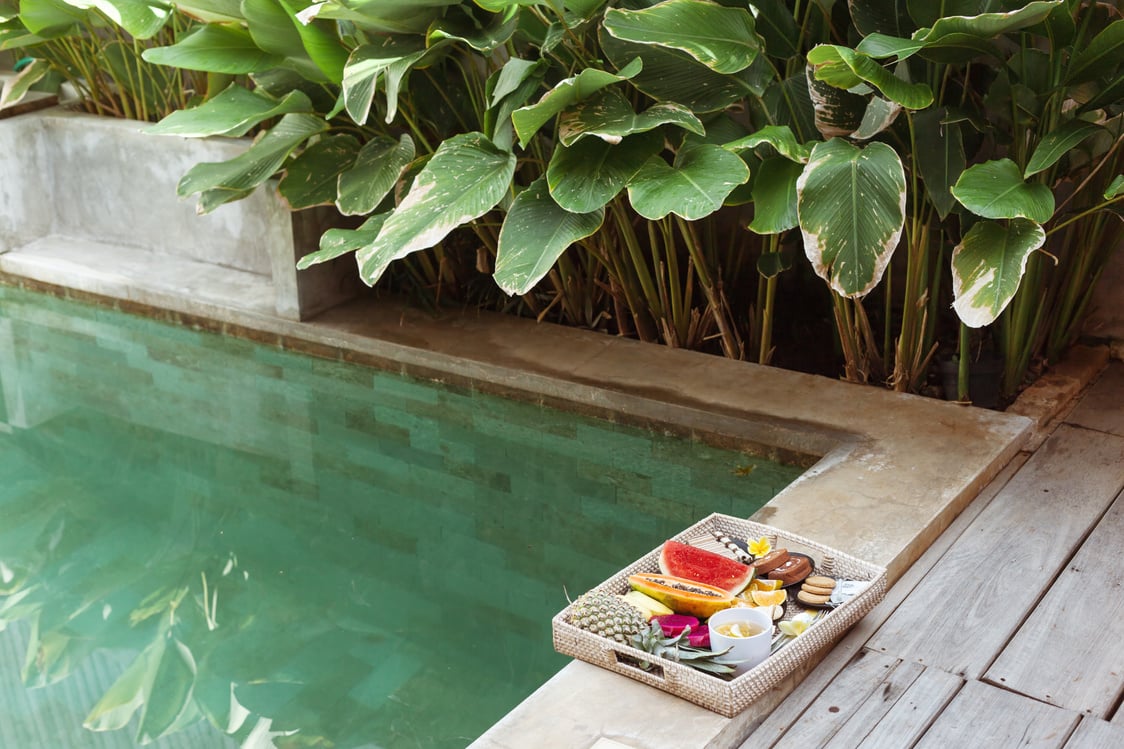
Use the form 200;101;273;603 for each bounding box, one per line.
659;540;754;594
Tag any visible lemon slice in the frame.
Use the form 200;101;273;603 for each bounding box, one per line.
750;589;787;607
751;578;784;592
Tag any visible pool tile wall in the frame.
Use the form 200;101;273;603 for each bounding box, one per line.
0;285;804;746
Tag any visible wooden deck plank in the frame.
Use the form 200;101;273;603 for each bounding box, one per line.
852;667;963;749
740;455;1029;748
866;426;1124;679
1066;364;1124;438
1063;717;1124;748
913;680;1079;748
985;488;1124;716
770;651;900;749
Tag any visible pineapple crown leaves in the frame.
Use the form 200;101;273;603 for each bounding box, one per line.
629;621;742;676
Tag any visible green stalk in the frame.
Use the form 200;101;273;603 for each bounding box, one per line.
675;217;743;359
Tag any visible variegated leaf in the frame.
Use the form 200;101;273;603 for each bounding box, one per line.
558;88;703;147
951;218;1045;328
796;138;906;298
355;132;516;286
494;178;604;295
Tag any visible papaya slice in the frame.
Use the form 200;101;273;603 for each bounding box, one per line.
628;573;738;619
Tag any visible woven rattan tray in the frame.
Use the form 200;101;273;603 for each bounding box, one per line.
552;513;887;717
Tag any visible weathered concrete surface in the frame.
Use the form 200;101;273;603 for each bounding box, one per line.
0;107;358;319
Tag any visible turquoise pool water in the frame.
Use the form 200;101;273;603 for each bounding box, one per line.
0;285;803;748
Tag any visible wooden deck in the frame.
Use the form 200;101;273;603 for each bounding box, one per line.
740;363;1124;748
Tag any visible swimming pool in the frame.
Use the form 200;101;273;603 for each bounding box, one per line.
0;285;803;747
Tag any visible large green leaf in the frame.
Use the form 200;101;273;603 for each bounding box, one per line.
602;0;760;75
807;44;933;108
913;107;964;219
173;0;242;22
913;1;1063;47
135;637;196;743
848;0;914;38
355;132;516;285
951;218;1045;328
1024;120;1102;177
17;0;85;35
336;134;414;216
855;32;924;60
546;129;663;213
65;0;171;38
242;0;329;82
494;178;605;295
144;85;312;137
84;643;156;731
627;142;750;220
796;138;906;297
485;57;547;149
277;0;347;83
748;156;802;234
952;158;1055;223
599;29;760;113
342;36;429;125
511;58;642;148
142;23;283;73
278;134;360;209
751;0;799;58
177;112;328;210
428;5;516;51
297;214;387;269
1066;20;1124;84
724;124;811;163
558;88;703;147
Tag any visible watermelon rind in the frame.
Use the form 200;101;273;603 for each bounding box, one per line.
658;540;754;594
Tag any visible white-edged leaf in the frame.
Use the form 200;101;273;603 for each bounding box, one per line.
603;0;760;74
0;58;49;109
558;88;703;147
297;214;386;270
144;85;312;137
176;113;328;211
511;58;642;148
342;37;427;125
951;218;1045;328
336;134;414;216
356;132;516;285
494;178;604;295
796;138;906;297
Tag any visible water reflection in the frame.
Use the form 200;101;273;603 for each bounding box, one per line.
0;287;800;747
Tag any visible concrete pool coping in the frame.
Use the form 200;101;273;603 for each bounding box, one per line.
0;271;1034;748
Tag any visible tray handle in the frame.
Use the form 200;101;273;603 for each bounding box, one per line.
604;646;671;683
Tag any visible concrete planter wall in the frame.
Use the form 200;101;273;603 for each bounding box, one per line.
0;107;359;320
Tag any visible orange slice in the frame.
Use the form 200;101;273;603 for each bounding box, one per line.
750;589;787;607
751;578;783;592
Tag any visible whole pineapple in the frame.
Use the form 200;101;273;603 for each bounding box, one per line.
569;591;648;644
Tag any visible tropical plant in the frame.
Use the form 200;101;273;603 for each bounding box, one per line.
137;0;1122;399
0;0;207;121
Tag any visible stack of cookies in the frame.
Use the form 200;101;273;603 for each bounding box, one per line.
796;575;836;606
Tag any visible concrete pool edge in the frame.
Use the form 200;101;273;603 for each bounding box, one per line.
0;274;1033;748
